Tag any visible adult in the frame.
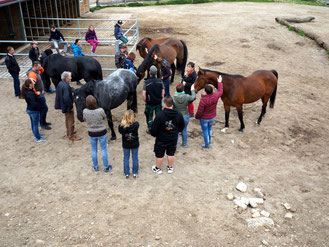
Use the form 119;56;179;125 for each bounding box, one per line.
114;20;128;49
181;62;197;117
142;65;164;133
55;71;81;141
161;59;172;97
49;25;68;56
85;25;99;56
83;95;111;172
150;96;185;174
5;46;21;98
115;44;127;69
27;61;51;130
21;79;46;142
195;75;223;148
71;39;85;85
172;82;196;147
124;52;136;73
28;41;40;65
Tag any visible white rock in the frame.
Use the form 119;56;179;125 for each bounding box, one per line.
261;210;270;217
252;211;261;218
284;212;293;219
250;198;264;205
240;197;250;205
251;209;260;214
283;203;291;210
226;193;234;201
35;239;45;244
254;188;265;198
262;240;269;246
236;182;247;193
249;199;258;208
155;236;161;240
4;213;9;217
221;127;228;133
233;199;247;210
246;217;275;228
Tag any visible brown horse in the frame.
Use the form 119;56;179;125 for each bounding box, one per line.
194;68;278;132
136;38;188;83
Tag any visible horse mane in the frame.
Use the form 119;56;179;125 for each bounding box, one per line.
137;44;159;74
137;37;152;50
200;69;244;78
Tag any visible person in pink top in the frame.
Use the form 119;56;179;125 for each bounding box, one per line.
85;25;99;56
195;75;223;148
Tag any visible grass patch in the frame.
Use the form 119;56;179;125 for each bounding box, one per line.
90;0;328;12
297;30;305;36
327;49;329;55
288;26;295;31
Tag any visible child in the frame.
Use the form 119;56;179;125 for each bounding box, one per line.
71;39;85;85
85;25;99;56
49;25;68;55
118;110;139;179
124;52;136;73
181;62;197;117
161;59;172;97
114;20;128;49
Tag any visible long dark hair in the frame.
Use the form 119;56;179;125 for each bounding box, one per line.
21;79;33;99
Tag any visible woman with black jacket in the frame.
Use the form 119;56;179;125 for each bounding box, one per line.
21;79;46;142
28;41;40;65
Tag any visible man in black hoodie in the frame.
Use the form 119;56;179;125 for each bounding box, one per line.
5;46;20;98
151;96;185;174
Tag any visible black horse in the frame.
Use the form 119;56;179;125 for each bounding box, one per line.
74;69;138;140
41;53;103;90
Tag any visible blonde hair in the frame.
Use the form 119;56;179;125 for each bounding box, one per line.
120;110;135;128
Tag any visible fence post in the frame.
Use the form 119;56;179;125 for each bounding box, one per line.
78;19;81;39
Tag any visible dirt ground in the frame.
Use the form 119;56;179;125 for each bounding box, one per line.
1;2;329;246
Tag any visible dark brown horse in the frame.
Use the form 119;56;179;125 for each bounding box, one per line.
136;38;188;83
194;68;278;132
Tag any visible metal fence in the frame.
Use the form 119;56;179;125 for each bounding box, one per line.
0;17;139;78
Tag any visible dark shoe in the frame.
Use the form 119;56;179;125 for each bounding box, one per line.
125;174;129;179
200;144;209;149
146;129;151;135
93;167;99;172
104;165;112;173
45;122;52;126
41;125;52;130
70;136;81;141
133;174;138;179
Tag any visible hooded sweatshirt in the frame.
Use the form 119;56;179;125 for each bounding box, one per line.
118;122;139;149
151;108;185;145
172;90;196;117
195;82;223;120
71;43;85;57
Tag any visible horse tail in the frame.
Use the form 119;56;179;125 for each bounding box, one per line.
269;70;278;108
178;40;188;77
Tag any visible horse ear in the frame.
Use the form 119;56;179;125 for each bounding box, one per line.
199;67;204;74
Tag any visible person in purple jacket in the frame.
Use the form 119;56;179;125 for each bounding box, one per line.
195;75;223;149
85;25;99;56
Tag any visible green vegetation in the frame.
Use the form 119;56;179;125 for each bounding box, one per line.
297;30;305;36
90;0;328;12
327;49;329;55
288;26;295;31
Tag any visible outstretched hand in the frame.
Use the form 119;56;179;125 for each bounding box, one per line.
218;75;223;83
191;84;195;91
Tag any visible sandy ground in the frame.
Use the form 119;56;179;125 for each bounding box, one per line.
1;2;329;246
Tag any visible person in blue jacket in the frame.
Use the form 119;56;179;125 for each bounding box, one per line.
114;20;128;49
70;39;85;85
124;52;136;73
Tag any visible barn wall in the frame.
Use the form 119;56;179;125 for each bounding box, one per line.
0;4;24;40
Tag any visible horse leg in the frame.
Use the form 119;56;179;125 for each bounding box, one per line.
257;96;269;125
221;104;230;133
106;110;116;141
237;105;245;132
132;91;138;113
170;63;175;83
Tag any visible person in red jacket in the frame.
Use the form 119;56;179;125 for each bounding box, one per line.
195;75;223;148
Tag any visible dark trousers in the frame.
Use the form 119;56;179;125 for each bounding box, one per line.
38;96;48;126
10;73;20;97
163;80;170;97
144;104;162;131
65;110;75;138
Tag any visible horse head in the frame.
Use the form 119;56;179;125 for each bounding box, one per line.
136;38;151;58
194;67;209;92
74;81;95;122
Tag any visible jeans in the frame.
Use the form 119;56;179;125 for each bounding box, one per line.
89;134;109;171
38;96;48;126
26;109;41;140
163;80;170;97
144;104;162;131
123;147;139;175
87;39;99;53
177;114;190;147
119;36;128;48
200;117;216;148
10;73;20;97
53;39;68;54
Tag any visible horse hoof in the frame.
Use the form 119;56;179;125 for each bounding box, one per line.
111;136;117;141
221;127;228;133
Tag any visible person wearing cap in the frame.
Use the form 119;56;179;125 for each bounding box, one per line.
142;65;165;133
29;41;40;66
114;20;128;49
115;44;128;69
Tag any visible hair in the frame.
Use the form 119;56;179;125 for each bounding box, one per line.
176;82;184;93
61;71;71;81
127;52;136;61
21;79;33;99
86;95;98;110
74;39;80;45
31;41;37;46
89;25;94;30
33;61;41;67
7;46;13;52
187;62;195;68
120;110;135;128
205;85;213;95
121;44;127;49
164;96;173;107
50;25;56;29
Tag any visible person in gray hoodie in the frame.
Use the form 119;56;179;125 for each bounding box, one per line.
172;82;196;147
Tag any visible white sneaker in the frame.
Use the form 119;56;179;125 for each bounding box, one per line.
152;165;162;174
167;166;173;174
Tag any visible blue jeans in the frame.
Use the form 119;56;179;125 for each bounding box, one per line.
89;134;109;171
200;117;216;148
26;109;41;140
177;114;190;147
163;80;170;97
38;96;48;126
10;73;20;97
53;39;68;54
123;147;139;175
